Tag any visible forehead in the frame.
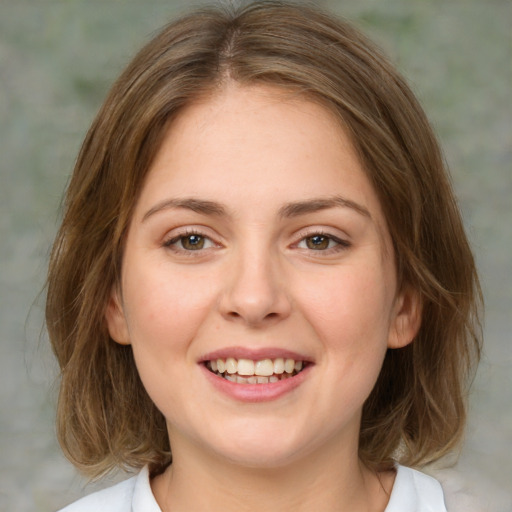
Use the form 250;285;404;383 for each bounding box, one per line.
165;85;348;162
136;84;389;239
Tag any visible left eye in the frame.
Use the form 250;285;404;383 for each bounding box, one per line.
298;234;344;251
165;233;214;251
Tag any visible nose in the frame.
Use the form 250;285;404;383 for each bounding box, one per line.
219;248;292;327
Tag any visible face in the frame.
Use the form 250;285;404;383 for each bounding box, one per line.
106;84;419;469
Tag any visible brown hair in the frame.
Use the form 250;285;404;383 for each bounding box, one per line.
46;0;482;478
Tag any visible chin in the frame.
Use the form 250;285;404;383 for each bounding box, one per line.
203;422;316;469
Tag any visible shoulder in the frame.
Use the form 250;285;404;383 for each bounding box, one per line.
57;466;161;512
386;465;447;512
57;476;136;512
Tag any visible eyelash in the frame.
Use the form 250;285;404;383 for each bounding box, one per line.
294;230;351;254
163;229;350;255
163;229;217;254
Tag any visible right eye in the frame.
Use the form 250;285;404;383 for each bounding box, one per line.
300;234;338;250
163;232;215;252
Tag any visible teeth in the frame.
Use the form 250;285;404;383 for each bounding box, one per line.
255;359;274;376
209;356;306;383
226;357;237;374
284;358;295;374
273;358;285;374
237;358;255;376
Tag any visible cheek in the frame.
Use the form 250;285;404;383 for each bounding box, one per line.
121;263;218;417
296;258;395;405
298;261;395;349
287;261;396;430
122;261;218;356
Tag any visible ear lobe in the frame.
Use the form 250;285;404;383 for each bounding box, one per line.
105;286;131;345
388;287;422;349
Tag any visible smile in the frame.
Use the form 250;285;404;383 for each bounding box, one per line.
206;357;306;384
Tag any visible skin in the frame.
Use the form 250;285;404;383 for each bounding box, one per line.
106;84;421;511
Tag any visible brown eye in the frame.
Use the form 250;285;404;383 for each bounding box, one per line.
164;231;216;253
305;235;330;250
297;233;350;253
181;234;205;250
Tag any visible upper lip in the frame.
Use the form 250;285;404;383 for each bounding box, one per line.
199;346;314;363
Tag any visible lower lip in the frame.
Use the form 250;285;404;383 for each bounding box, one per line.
200;364;312;402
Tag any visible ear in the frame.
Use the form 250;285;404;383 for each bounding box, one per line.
387;286;422;349
105;286;131;345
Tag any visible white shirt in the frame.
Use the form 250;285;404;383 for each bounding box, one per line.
58;464;447;511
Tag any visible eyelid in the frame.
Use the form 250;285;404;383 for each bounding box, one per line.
162;226;222;253
291;227;351;253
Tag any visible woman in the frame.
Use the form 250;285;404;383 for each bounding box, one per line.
47;2;482;510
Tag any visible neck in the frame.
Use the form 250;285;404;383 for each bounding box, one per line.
151;432;394;512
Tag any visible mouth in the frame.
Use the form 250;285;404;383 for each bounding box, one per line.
205;357;308;384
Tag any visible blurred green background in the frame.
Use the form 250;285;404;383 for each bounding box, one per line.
0;1;510;510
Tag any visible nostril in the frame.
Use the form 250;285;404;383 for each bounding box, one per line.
226;310;280;323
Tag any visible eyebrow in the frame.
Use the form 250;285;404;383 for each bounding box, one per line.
278;196;371;219
142;195;371;222
142;198;227;222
